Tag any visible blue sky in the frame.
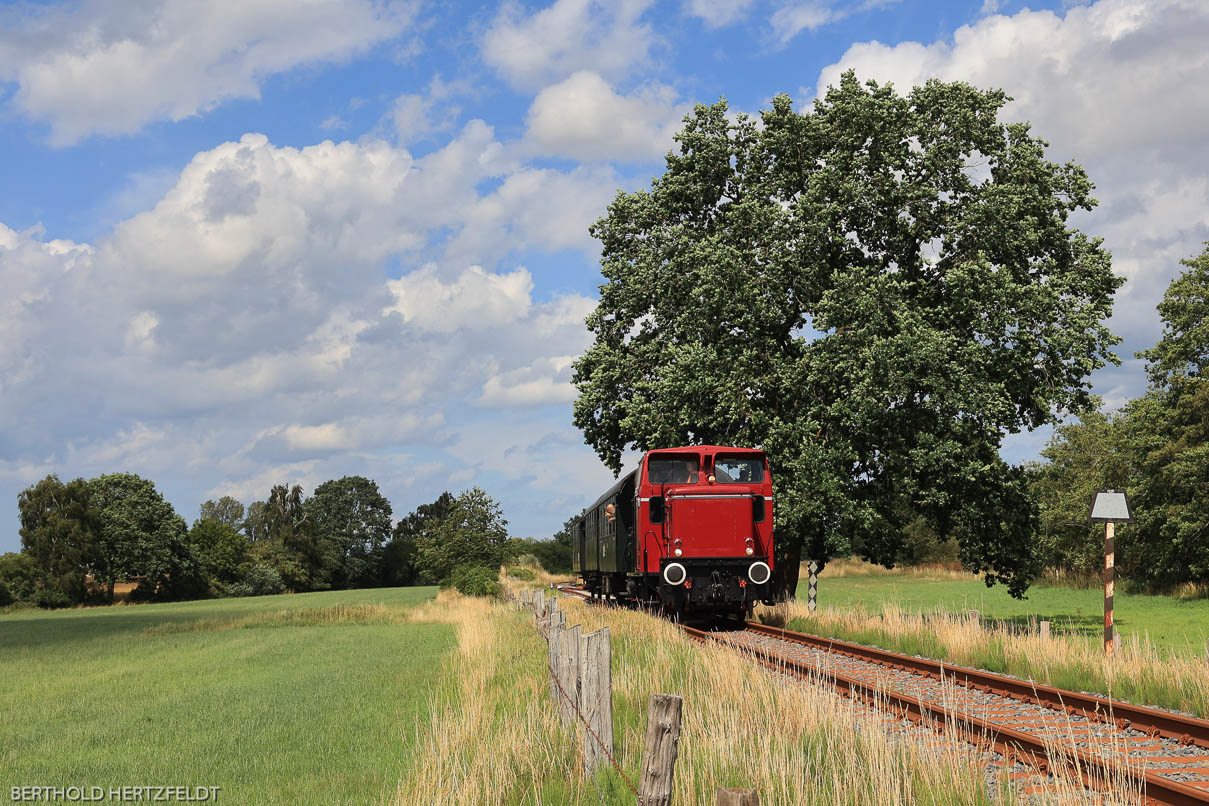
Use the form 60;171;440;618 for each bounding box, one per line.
2;0;1207;553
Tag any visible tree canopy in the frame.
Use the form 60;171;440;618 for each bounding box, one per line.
305;475;392;589
384;491;455;586
188;518;250;586
572;73;1122;597
17;475;97;603
413;488;509;584
1125;244;1209;586
199;496;245;530
1030;404;1130;574
87;473;192;600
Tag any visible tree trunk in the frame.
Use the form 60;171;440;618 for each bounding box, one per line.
107;579;115;603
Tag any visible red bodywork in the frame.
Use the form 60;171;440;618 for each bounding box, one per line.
635;445;774;575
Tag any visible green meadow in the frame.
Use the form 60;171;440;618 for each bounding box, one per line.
801;572;1209;654
0;587;448;805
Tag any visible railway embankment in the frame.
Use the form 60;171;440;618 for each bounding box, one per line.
767;597;1209;721
474;579;1134;804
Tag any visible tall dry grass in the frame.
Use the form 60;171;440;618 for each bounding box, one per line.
400;587;1142;804
141;602;402;635
815;557;977;581
505;557;575;587
765;599;1209;719
394;590;590;805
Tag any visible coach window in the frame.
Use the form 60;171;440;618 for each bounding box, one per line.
714;456;764;484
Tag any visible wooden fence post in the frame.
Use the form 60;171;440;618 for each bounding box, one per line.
579;627;614;772
557;624;581;726
715;788;759;806
1040;620;1050;640
549;620;564;706
637;694;682;806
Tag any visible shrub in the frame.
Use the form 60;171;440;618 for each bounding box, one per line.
0;552;40;601
0;581;13;607
507;567;536;581
33;586;74;609
448;566;501;598
228;563;286;597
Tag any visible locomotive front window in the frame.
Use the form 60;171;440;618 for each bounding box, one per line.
647;456;699;484
714;456;764;484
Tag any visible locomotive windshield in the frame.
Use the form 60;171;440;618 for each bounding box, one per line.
647;456;699;484
714;456;764;484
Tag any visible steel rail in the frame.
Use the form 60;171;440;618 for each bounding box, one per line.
683;625;1209;806
743;622;1209;750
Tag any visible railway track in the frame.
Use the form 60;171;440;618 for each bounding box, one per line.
555;584;1209;805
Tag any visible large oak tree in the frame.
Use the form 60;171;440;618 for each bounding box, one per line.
572;73;1122;597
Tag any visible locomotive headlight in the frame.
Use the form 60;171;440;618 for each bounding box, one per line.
674;548;683;557
745;547;754;556
745;537;755;556
663;562;687;586
747;561;771;585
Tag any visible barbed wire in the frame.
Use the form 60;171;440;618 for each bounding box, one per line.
545;632;640;798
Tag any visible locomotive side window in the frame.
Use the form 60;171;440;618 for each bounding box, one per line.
647;456;699;484
714;456;764;484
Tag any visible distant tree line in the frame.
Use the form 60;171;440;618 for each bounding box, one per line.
1028;244;1209;591
2;475;572;608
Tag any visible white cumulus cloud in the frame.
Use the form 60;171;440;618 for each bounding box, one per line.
525;71;689;162
685;0;755;27
482;0;659;90
0;124;608;530
0;0;413;145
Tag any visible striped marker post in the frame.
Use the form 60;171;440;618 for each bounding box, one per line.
1104;520;1115;657
808;561;818;613
1090;489;1133;659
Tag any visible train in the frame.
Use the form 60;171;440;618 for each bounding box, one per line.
572;445;776;619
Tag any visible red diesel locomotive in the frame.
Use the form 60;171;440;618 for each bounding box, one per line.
572;446;776;619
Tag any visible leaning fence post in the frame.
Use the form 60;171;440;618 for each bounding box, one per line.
637;693;682;806
579;627;614;772
714;788;759;806
558;624;582;726
1040;620;1051;640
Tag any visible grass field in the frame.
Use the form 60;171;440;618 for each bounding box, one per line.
0;587;448;805
803;563;1209;654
